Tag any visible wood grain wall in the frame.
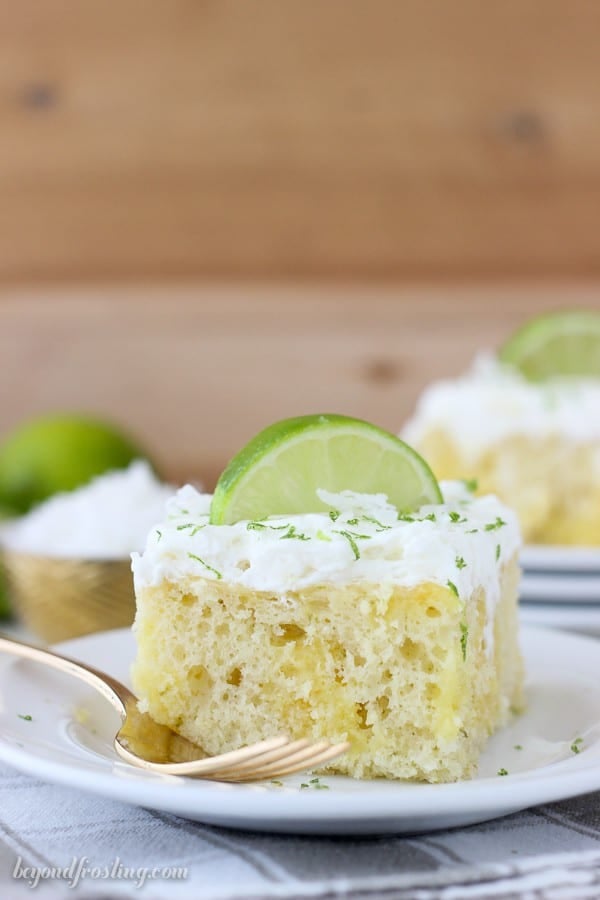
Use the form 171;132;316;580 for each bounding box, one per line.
2;2;600;282
3;284;599;484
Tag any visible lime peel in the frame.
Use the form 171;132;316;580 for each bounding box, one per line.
499;310;600;381
210;414;442;525
0;414;152;515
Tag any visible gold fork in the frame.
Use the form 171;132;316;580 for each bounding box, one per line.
0;632;349;782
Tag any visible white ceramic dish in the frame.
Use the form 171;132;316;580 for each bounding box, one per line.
520;573;600;604
519;604;600;638
0;627;599;836
521;545;600;573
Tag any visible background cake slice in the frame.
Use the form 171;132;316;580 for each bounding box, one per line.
403;312;600;546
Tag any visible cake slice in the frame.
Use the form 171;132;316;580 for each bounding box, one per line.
131;481;522;783
404;312;600;546
403;356;600;545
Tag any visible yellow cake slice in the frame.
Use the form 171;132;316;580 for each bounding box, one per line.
403;356;600;546
131;481;523;783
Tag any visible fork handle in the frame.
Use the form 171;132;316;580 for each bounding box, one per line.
0;631;128;715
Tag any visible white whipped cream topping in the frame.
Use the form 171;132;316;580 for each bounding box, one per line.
3;461;175;559
403;355;600;463
132;482;521;625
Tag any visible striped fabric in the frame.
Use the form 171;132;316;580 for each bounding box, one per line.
0;764;599;899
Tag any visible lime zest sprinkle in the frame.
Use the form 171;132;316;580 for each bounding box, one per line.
187;552;222;579
485;517;507;532
514;744;523;750
270;780;284;787
496;544;501;561
247;521;289;532
460;621;468;660
316;529;332;542
155;529;162;542
334;530;361;560
361;514;392;531
310;777;329;790
497;768;509;776
449;512;467;524
300;777;329;790
397;513;415;522
18;714;32;721
455;556;467;570
463;478;479;492
571;737;584;754
177;522;208;536
280;525;310;541
466;528;479;534
329;509;340;522
421;512;437;522
447;579;459;598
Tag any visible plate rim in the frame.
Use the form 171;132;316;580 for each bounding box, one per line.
521;544;600;573
520;571;600;604
0;625;599;833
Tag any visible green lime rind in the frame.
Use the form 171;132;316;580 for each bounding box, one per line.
210;414;442;525
0;414;153;515
499;310;600;381
0;560;11;619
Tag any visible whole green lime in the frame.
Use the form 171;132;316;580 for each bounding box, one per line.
0;414;151;515
0;564;10;619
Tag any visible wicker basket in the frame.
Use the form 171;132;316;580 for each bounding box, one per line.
2;550;135;643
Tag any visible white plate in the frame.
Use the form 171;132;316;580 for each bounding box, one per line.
521;545;600;573
0;627;600;836
520;604;600;638
520;572;600;604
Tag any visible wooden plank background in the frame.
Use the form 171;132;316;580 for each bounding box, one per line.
3;284;599;484
2;2;600;282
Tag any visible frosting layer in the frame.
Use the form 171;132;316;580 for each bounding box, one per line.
132;481;520;609
403;355;600;463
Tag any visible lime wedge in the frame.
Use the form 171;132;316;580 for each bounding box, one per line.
499;311;600;380
210;414;442;525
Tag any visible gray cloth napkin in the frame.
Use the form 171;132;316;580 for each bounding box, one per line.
0;763;599;900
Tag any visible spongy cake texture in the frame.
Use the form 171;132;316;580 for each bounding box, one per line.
410;431;600;546
131;483;523;783
132;563;522;782
403;356;600;545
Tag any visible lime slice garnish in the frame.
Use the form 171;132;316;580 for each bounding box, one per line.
499;311;600;380
210;414;442;525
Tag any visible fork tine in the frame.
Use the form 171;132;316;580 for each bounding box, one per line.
265;741;350;778
204;739;311;778
219;740;329;779
215;741;350;782
266;741;350;778
116;734;293;776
